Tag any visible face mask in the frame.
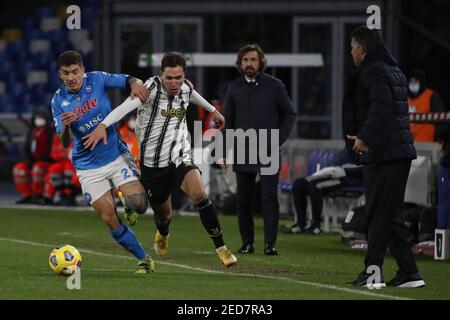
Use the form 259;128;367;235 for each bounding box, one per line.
409;83;420;94
34;118;46;127
128;119;136;130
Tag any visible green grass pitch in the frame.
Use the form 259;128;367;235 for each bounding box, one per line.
0;207;449;300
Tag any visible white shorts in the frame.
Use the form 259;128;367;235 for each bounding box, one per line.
76;153;140;204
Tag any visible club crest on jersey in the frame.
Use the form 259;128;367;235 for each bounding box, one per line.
76;96;81;102
161;106;186;119
72;98;98;120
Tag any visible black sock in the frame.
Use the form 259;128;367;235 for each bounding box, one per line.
154;216;171;237
196;196;225;248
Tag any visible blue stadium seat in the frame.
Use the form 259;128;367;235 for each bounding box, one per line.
0;61;13;80
18;61;37;80
9;82;28;99
48;72;61;90
81;7;96;31
0;94;13;113
307;151;320;175
6;41;26;58
21;103;37;114
46;30;66;45
16;50;30;64
325;152;337;167
34;6;55;20
52;41;70;55
14;92;36;114
20;17;37;33
42;92;54;106
33;51;54;69
25;29;44;43
6;143;22;159
84;51;94;69
83;0;98;7
31;84;49;103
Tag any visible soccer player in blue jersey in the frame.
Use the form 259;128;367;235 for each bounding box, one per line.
50;50;154;273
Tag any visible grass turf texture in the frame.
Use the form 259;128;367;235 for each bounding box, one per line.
0;207;449;300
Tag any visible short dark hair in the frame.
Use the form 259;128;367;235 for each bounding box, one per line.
58;50;83;68
235;43;267;72
161;52;186;72
350;25;381;53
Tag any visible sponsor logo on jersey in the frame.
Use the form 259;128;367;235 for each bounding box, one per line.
161;106;186;119
81;114;104;132
62;100;70;107
72;98;98;120
85;85;92;93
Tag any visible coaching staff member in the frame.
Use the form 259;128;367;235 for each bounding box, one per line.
219;44;296;255
343;26;425;288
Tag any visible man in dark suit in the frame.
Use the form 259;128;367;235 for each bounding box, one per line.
219;44;296;255
342;26;425;288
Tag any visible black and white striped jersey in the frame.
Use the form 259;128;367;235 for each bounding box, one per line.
136;76;194;168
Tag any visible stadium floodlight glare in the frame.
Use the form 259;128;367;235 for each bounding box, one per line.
138;53;324;68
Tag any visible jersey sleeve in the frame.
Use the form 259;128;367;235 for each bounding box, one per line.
93;71;128;89
51;94;63;134
142;77;158;104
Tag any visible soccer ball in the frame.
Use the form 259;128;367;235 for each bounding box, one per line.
48;244;82;276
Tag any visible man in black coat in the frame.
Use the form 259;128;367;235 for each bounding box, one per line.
220;44;296;255
342;26;425;288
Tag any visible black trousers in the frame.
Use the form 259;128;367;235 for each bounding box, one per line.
235;171;280;246
292;177;343;227
363;160;419;275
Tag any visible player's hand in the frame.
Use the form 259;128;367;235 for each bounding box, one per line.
61;112;77;126
347;135;369;153
217;158;228;170
82;124;108;150
130;81;149;103
212;110;225;130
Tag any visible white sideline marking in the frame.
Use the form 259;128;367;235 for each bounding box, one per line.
0;237;411;300
0;204;201;217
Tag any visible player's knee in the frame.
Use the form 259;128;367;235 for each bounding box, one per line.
190;189;207;204
149;192;170;206
127;193;148;214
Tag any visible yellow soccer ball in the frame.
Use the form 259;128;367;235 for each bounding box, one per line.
49;244;82;276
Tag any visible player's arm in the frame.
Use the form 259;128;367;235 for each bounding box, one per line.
59;113;76;148
98;71;149;103
189;90;225;130
82;96;143;150
51;96;74;148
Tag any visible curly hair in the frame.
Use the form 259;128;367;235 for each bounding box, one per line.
235;43;267;73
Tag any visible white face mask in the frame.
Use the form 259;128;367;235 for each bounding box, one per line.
409;83;420;94
128;119;136;130
34;118;46;127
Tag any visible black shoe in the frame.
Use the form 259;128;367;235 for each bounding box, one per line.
16;196;33;204
283;225;306;234
238;244;255;254
386;272;425;288
35;196;53;205
348;270;386;288
264;243;278;255
305;224;321;235
60;195;76;206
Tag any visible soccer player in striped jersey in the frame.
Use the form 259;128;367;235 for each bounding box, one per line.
51;50;154;273
83;52;237;268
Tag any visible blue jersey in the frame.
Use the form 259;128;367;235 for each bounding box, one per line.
51;71;129;170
